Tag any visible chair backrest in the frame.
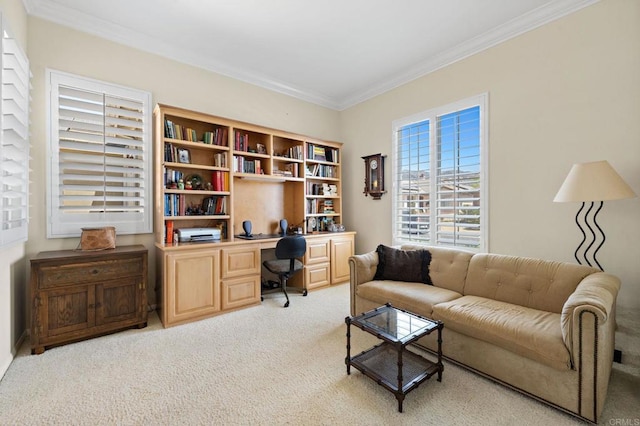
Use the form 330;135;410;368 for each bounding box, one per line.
275;235;307;260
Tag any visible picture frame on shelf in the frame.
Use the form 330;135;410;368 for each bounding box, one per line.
177;148;191;164
256;143;267;154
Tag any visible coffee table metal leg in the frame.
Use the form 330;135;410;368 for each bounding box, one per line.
397;344;404;412
345;316;351;375
437;323;443;382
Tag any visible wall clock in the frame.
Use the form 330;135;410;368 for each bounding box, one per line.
362;153;386;200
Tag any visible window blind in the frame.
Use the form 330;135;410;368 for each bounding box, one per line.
48;71;152;237
0;24;30;247
393;95;487;251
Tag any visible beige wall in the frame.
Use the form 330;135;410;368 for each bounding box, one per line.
0;0;27;379
341;0;640;311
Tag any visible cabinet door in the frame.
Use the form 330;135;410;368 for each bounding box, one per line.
96;276;144;326
221;275;261;310
331;236;354;284
165;250;221;325
39;285;95;340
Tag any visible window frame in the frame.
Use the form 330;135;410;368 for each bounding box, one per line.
46;69;153;238
391;93;489;252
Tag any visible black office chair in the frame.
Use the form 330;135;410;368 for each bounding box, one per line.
262;235;307;308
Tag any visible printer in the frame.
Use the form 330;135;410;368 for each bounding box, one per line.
177;227;221;242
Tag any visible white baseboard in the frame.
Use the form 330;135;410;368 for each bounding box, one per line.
0;330;27;381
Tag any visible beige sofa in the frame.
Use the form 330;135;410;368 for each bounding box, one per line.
349;245;620;423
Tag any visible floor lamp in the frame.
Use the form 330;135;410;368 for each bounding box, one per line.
553;160;636;270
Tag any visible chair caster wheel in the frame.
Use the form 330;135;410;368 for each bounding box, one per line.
302;290;308;296
284;301;289;308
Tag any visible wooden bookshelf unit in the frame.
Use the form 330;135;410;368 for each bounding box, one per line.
153;104;353;327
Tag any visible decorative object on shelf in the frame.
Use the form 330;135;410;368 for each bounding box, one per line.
185;174;203;190
177;148;190;164
79;226;116;251
362;153;386;199
242;220;252;237
554;160;636;270
307;216;317;233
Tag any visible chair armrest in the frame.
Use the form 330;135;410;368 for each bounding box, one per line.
348;251;378;315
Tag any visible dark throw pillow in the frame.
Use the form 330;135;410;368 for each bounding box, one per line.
374;245;433;285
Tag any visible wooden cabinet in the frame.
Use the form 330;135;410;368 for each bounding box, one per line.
30;245;148;354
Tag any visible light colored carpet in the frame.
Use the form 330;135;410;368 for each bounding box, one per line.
0;284;638;425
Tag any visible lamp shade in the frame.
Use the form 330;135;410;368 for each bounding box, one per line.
554;160;637;202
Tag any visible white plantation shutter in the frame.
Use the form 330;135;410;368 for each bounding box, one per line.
47;70;152;237
0;22;30;247
393;94;488;251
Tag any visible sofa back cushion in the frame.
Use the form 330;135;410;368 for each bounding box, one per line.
401;245;473;294
464;253;598;313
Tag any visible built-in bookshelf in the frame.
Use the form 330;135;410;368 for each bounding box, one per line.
304;142;342;233
153;104;344;244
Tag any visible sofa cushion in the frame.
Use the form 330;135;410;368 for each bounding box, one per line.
356;280;462;318
374;245;432;285
401;245;473;294
464;254;598;313
432;295;571;371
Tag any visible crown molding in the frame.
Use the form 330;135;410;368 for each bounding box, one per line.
336;0;600;110
25;0;599;111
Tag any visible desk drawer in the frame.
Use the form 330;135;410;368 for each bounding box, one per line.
38;257;144;289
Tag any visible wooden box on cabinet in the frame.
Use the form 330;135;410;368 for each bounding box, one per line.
30;245;148;354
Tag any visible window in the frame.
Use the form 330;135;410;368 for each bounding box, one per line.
0;19;30;248
47;70;152;238
392;94;488;251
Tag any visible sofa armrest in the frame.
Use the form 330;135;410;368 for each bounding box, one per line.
561;272;620;353
560;272;620;421
348;251;378;315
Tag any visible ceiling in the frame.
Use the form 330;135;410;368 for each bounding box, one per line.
24;0;597;110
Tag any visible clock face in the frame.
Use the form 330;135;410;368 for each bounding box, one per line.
370;159;378;170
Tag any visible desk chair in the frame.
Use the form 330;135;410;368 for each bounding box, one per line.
262;235;307;308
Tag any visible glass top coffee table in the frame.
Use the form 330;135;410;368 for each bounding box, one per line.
345;303;444;412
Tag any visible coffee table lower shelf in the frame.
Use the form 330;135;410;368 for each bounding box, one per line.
349;342;442;411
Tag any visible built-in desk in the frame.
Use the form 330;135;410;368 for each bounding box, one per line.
156;232;355;327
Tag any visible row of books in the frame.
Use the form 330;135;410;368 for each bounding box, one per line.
307;199;335;214
233;156;263;174
307;144;339;163
164;194;228;217
202;196;227;215
164;194;187;216
234;131;251;152
164;120;228;146
203;128;228;146
165;120;197;141
212;152;227;168
211;171;229;191
305;163;337;178
164;168;184;186
272;163;300;178
273;145;303;160
307;182;338;196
